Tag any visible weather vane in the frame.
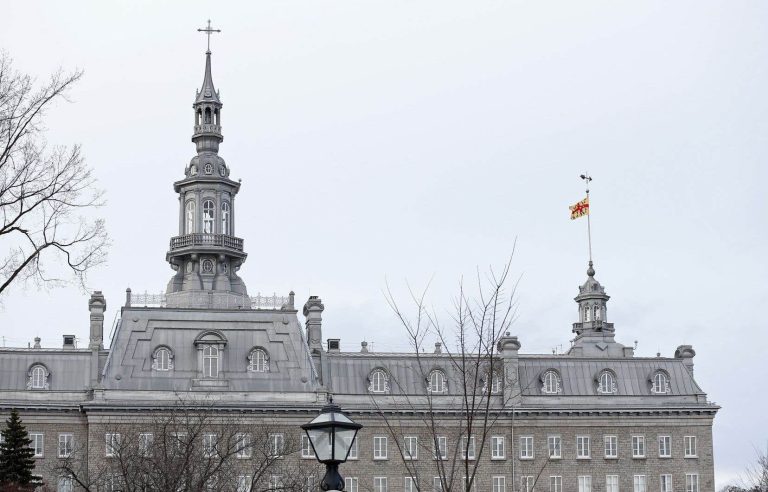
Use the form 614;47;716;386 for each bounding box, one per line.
197;19;221;52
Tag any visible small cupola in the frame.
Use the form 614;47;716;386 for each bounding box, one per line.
574;261;610;329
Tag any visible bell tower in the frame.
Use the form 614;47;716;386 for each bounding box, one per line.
165;24;249;309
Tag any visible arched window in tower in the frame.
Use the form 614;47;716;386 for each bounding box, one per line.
214;108;220;125
203;200;215;234
594;305;601;320
203;345;219;378
204;107;212;124
221;202;231;235
584;305;592;322
185;201;196;234
196;109;201;126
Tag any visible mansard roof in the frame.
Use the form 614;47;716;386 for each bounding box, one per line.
0;348;92;392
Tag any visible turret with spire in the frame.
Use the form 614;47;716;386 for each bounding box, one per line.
165;23;249;309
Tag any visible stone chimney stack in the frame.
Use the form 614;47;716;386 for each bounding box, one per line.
675;345;696;375
303;296;324;355
498;332;522;405
33;337;41;349
88;291;107;350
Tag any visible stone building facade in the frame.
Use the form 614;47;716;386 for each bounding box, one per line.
0;44;718;492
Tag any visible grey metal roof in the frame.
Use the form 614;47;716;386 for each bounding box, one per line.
0;349;91;391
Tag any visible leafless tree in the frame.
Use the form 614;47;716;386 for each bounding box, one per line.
0;51;108;296
48;397;320;492
367;252;553;492
720;446;768;492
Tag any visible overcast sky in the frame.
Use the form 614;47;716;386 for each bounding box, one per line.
2;1;767;487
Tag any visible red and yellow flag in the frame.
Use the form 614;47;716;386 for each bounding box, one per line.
569;197;589;220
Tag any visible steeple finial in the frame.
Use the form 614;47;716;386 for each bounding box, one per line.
197;19;221;53
587;260;595;277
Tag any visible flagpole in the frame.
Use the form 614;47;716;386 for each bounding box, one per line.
581;173;593;263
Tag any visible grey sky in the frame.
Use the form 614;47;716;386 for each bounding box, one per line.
2;1;766;487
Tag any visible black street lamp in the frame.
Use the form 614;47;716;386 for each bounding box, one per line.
302;399;363;491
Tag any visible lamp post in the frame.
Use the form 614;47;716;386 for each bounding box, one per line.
302;399;363;491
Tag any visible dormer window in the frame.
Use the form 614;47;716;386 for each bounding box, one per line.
248;348;269;373
597;370;617;395
428;370;447;394
203;346;219;378
368;369;389;393
651;371;670;394
28;364;49;390
152;347;174;371
541;370;561;394
194;331;227;381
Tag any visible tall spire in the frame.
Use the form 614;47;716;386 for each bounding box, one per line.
195;50;221;105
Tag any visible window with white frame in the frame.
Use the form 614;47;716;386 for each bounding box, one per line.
368;369;389;393
105;433;121;457
584;305;592;322
269;433;284;458
58;434;73;458
373;477;388;492
345;477;359;492
577;436;591;458
594;305;602;320
462;436;476;460
632;435;646;458
463;476;477;491
269;475;282;491
28;365;49;390
404;477;417;492
221;202;231;235
685;474;699;492
248;348;269;372
548;435;562;458
300;434;315;458
578;475;592;492
684;436;697;457
520;436;534;459
30;433;43;457
491;435;505;459
202;199;215;233
521;476;534;492
404;436;418;460
433;477;443;492
605;435;618;458
659;436;671;457
202;345;220;378
236;475;252;492
203;433;217;458
138;433;153;457
492;476;506;492
660;475;673;492
236;433;252;458
434;436;447;460
57;476;73;492
152;347;173;371
348;436;358;459
185;201;196;234
598;370;617;394
651;371;670;394
170;432;186;454
606;475;619;492
542;370;561;394
428;370;447;393
373;436;388;459
634;475;647;492
550;476;562;492
488;372;502;394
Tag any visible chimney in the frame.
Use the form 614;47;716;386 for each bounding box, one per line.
327;339;340;353
675;345;696;375
360;341;369;353
88;291;107;350
498;333;522;405
33;337;41;349
63;335;76;349
303;296;324;355
434;342;442;354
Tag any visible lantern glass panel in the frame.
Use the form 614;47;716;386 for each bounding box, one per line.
307;428;333;462
335;428;358;460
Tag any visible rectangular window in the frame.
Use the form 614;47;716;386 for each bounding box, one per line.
58;434;73;458
548;435;562;458
269;476;282;491
462;436;476;460
404;436;418;460
521;476;534;492
300;434;315;458
634;475;647;492
305;476;315;492
659;436;671;458
373;436;388;460
684;436;697;457
606;475;619;492
632;435;646;458
550;475;562;492
138;433;153;457
57;476;73;492
348;437;358;460
434;436;447;460
105;433;120;458
30;433;44;457
492;476;506;492
236;475;252;492
373;477;388;492
171;432;186;454
433;477;443;492
404;477;417;492
463;476;476;491
203;433;217;458
578;476;592;492
520;436;534;459
577;436;591;458
345;477;359;492
491;436;505;459
605;435;618;458
660;475;673;492
685;474;699;492
236;433;252;459
269;433;284;458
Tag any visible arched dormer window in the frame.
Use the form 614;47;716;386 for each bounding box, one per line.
248;348;269;373
650;370;670;394
152;346;174;371
368;369;389;393
584;305;592;322
203;200;215;234
27;364;49;390
541;370;561;394
593;305;601;320
194;331;227;380
597;370;617;395
185;201;196;234
221;202;231;235
203;346;219;378
428;370;447;394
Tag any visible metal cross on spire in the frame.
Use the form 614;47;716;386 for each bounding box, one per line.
197;19;221;52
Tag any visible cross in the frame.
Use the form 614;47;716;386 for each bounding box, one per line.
197;19;221;52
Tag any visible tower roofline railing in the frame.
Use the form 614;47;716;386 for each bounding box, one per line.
124;288;294;311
